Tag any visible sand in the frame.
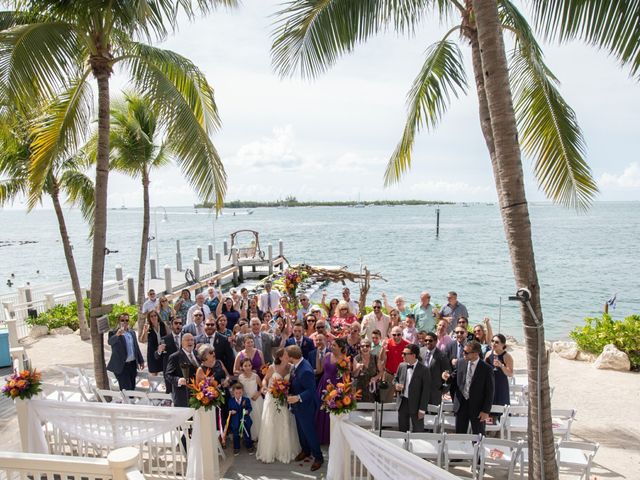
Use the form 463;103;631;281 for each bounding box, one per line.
2;333;639;478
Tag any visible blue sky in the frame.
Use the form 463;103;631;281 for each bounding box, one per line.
8;1;640;208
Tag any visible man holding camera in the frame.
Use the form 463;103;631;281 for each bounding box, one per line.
107;313;145;391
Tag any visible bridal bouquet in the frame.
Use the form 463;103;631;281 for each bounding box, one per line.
336;356;351;379
269;377;290;412
2;369;42;400
188;377;225;411
321;378;361;415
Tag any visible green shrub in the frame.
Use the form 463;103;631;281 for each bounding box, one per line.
570;314;640;369
107;303;139;329
26;300;139;333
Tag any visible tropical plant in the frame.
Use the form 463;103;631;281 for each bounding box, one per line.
0;93;94;340
0;0;233;389
271;0;600;477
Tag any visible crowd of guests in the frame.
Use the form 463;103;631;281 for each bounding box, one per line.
108;282;515;459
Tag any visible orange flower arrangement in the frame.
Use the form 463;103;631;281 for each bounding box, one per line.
321;377;361;415
2;369;41;400
187;376;225;411
269;377;290;412
336;355;351;378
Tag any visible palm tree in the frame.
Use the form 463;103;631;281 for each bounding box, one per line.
0;0;233;389
0;93;94;341
271;1;599;477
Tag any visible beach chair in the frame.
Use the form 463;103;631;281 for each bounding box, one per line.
439;401;457;432
407;431;444;467
556;440;599;479
424;404;441;432
551;408;577;440
485;404;508;438
379;430;409;450
443;433;481;477
478;437;523;480
505;406;528;440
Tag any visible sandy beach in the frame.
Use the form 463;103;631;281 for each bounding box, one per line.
1;332;638;479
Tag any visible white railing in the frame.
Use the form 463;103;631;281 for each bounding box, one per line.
328;416;460;480
0;447;144;480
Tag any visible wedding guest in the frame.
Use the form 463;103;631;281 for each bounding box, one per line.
244;296;264;322
195;316;235;374
436;320;453;352
420;331;449;405
320;292;340;319
285;322;314;361
204;285;219;313
217;295;241;331
485;334;513;406
174;289;194;322
228;383;254;455
259;280;281;314
370;329;384;357
274;296;295;320
361;299;390;340
452;317;474;342
402;314;419;344
308;333;329;383
140;310;167;375
388;308;402;331
296;295;311;321
394;343;429;432
237;317;283;364
186;292;211;324
382;293;411;321
165;334;199;408
107;313;145;391
330;300;357;334
310;320;335;347
157;296;175;325
195;344;231;387
303;314;316;337
142;289;159;319
380;326;409;403
238;358;264;441
346;322;362;358
216;314;232;338
435;291;469;331
233;336;265;376
315;338;348;444
341;287;360;316
473;317;494;356
413;291;436;333
353;338;380;402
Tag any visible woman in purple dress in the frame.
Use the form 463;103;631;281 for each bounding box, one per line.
315;338;349;444
233;336;265;377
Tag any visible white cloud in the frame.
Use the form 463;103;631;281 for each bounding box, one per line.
229;125;306;171
600;162;640;189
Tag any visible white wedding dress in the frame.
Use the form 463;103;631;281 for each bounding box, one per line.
256;372;300;463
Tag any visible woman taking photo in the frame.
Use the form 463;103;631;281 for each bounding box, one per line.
140;310;167;375
473;317;494;356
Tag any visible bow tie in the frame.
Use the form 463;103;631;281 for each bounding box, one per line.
407;364;414;370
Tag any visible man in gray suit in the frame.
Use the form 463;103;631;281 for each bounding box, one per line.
236;317;283;364
419;331;450;405
393;343;430;432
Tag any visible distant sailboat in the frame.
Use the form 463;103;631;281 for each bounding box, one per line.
120;198;127;210
354;194;365;208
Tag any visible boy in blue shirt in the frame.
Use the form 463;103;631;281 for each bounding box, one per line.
228;383;254;455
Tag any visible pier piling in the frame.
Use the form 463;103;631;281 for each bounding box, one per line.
436;207;440;237
193;257;200;282
196;246;203;264
164;266;172;294
115;265;123;283
149;258;157;279
268;244;273;275
126;277;135;305
223;240;228;257
208;243;214;261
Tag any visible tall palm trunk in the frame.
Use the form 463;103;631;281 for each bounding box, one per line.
471;1;557;479
50;180;90;340
89;51;112;390
136;168;150;336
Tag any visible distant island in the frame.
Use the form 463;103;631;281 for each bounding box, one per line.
195;197;453;209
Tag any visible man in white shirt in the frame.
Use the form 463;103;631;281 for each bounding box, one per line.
393;343;429;432
361;299;390;339
259;280;281;314
186;292;211;324
141;289;158;317
342;287;360;316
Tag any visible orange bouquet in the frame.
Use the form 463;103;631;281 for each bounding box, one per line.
321;377;361;415
188;376;225;411
269;377;290;412
2;369;41;400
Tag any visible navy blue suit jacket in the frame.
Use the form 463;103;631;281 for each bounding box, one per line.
285;336;314;361
289;358;319;413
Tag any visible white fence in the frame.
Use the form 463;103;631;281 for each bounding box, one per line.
0;447;144;480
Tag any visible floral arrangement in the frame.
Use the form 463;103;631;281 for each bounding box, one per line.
188;376;225;411
269;377;290;412
320;377;361;415
336;356;352;379
260;362;271;378
283;268;304;295
2;369;42;400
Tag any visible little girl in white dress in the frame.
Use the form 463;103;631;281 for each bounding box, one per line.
256;348;300;463
238;358;264;441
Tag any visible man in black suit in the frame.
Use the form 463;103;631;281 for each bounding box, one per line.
155;317;184;394
107;313;145;391
165;333;200;407
446;326;469;370
393;343;430;432
419;331;449;405
443;340;494;435
285;322;314;361
195;315;235;373
307;333;329;384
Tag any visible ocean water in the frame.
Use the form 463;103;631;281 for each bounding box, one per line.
1;202;638;340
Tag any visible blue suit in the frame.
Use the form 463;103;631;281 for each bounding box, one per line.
228;395;253;450
289;358;323;462
285;336;315;361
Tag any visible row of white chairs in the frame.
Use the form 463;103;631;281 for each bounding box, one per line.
380;431;598;480
351;402;575;440
40;382;173;407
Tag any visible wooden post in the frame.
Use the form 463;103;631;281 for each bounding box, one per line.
106;447;141;480
126;277;136;305
208;243;214;261
194;257;200;282
176;240;182;272
164;266;172;294
436;207;440;237
115;265;123;283
24;287;32;305
223;240;228;256
149;258;157;279
197;246;203;263
268;244;273;275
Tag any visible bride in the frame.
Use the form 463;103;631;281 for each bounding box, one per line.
256;348;300;463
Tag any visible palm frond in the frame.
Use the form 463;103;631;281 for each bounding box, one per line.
271;0;440;79
0;21;85;100
120;42;226;208
28;73;94;208
0;177;27;205
384;36;467;186
60;168;95;224
529;0;640;79
502;0;598;209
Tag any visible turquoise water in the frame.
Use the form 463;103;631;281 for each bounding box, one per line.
1;202;638;340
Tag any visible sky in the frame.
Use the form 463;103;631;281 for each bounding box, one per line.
6;1;640;208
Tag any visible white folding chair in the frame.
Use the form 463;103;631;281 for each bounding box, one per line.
106;371;120;391
408;431;444;467
95;388;126;403
122;389;150;405
40;383;87;402
485;405;508;438
556;440;599;479
509;384;528;406
443;433;481;477
380;430;409;450
424;404;441;432
551;408;576;440
505;406;529;440
439;401;457;432
147;374;166;393
135;371;151;391
373;401;399;430
148;392;173;407
478;437;523;480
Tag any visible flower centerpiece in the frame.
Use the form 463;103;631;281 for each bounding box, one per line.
320;377;361;415
2;369;42;400
269;377;290;412
188;377;225;411
281;267;308;312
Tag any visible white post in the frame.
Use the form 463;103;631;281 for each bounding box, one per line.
278;239;284;271
115;264;124;283
194;257;200;281
208;243;214;261
164;266;172;294
15;399;29;452
196;409;220;479
197;246;203;263
106;447;141;480
176;240;182;272
268;244;273;275
215;252;222;274
44;293;55;309
231;248;239;285
126;277;136;305
149;258;157;279
6;318;19;349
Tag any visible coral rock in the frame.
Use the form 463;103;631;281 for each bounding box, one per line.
594;344;630;371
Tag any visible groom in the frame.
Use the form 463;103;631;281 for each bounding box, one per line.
285;345;324;472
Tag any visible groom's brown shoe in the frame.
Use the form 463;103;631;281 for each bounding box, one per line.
310;460;323;472
295;452;310;462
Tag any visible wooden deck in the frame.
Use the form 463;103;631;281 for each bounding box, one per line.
221;447;328;480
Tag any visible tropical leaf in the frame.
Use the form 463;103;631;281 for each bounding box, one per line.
271;0;445;79
60;168;95;224
529;0;640;79
384;36;467;185
502;0;598;209
0;178;27;205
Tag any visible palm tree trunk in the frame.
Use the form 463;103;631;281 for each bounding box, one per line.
50;182;90;341
471;1;557;479
89;60;112;390
137;168;150;336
